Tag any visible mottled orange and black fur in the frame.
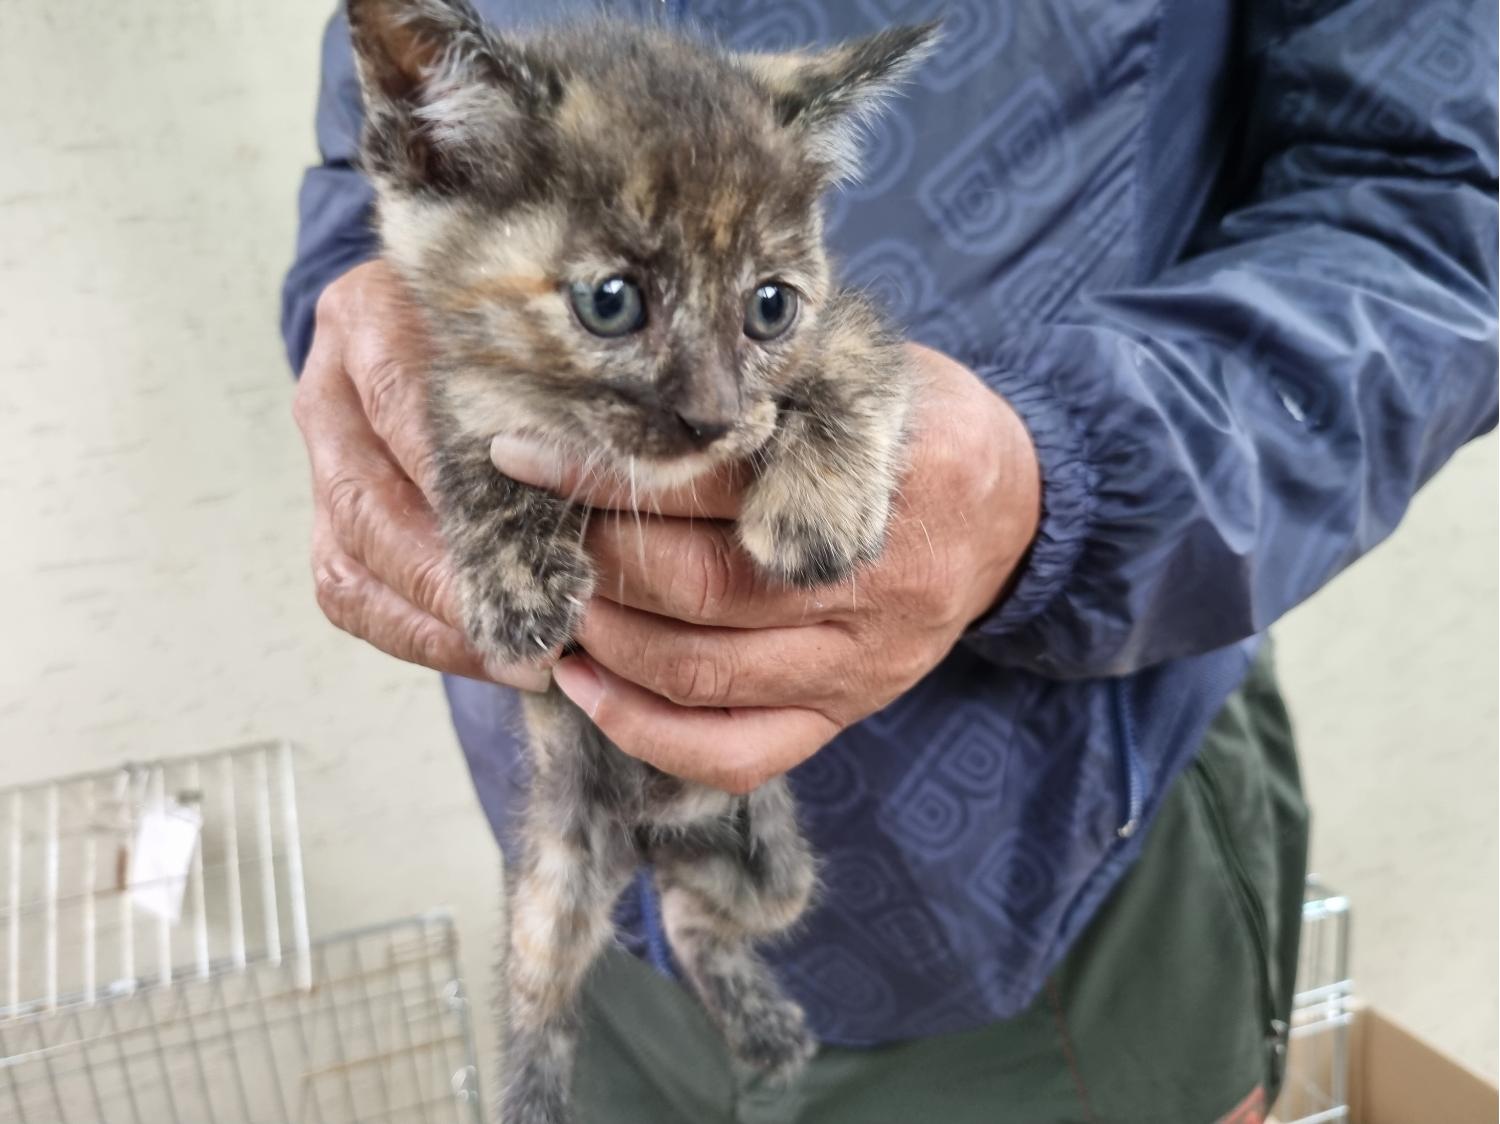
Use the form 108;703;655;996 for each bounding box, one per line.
345;3;935;1121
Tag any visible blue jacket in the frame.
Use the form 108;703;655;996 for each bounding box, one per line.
282;0;1498;1045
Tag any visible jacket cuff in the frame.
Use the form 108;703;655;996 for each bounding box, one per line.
962;360;1095;659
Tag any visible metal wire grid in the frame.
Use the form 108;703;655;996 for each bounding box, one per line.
2;741;310;1017
0;913;482;1124
1279;878;1353;1124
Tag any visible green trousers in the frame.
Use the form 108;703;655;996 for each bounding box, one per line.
571;651;1310;1124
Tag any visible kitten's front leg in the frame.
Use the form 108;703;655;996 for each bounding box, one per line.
739;292;913;588
430;436;591;665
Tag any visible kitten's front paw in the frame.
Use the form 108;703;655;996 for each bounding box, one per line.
737;504;889;589
462;563;589;666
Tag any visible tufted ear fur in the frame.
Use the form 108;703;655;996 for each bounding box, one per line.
740;22;941;183
345;0;560;195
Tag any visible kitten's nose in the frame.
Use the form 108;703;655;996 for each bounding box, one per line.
673;409;733;449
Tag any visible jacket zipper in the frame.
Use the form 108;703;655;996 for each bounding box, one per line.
1109;680;1145;839
1109;643;1257;841
1190;754;1288;1086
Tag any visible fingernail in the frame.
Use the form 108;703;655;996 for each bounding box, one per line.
490;433;564;490
553;656;604;718
485;655;551;694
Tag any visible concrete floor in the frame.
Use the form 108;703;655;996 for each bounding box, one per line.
2;0;1494;1103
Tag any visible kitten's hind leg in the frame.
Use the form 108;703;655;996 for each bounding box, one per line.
498;695;638;1124
653;778;818;1082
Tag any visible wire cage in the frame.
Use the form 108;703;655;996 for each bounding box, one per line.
0;743;483;1124
2;740;310;1016
1;744;1354;1123
0;914;482;1123
1277;878;1354;1124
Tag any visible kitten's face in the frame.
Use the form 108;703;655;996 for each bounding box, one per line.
349;3;935;484
379;56;831;483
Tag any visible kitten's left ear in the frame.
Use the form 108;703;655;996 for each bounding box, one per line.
347;0;559;193
741;22;941;182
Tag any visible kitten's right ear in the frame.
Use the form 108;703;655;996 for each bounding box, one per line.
747;21;942;183
346;0;558;193
741;22;940;184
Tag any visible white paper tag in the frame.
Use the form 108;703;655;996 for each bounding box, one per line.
127;802;202;923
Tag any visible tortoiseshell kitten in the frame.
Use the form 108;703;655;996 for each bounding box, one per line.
345;3;935;1120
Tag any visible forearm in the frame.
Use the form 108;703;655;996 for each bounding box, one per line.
964;0;1497;678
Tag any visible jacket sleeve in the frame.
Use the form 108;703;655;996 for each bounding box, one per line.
965;0;1498;679
280;11;377;375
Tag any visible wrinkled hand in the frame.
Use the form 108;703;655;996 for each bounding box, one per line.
292;260;550;691
492;345;1040;793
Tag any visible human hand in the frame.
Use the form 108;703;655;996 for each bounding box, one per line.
292;260;550;692
491;344;1040;791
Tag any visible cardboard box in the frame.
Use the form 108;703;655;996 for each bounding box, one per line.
1272;1001;1497;1124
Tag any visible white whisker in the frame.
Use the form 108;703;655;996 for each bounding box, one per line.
628;458;647;575
687;475;701;529
915;517;936;562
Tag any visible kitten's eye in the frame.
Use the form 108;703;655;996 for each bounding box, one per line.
744;282;799;342
569;277;646;337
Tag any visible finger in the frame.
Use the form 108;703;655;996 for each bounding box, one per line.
323;472;465;632
301;342;466;630
577;598;853;711
312;523;550;692
552;655;837;793
490;433;747;519
346;348;440;500
586;513;853;627
316;261;441;497
298;323;413;499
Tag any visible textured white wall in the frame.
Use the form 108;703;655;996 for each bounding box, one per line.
2;0;1494;1091
0;0;507;1086
1278;436;1498;1076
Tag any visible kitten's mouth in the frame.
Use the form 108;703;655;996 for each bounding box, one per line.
577;397;778;494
